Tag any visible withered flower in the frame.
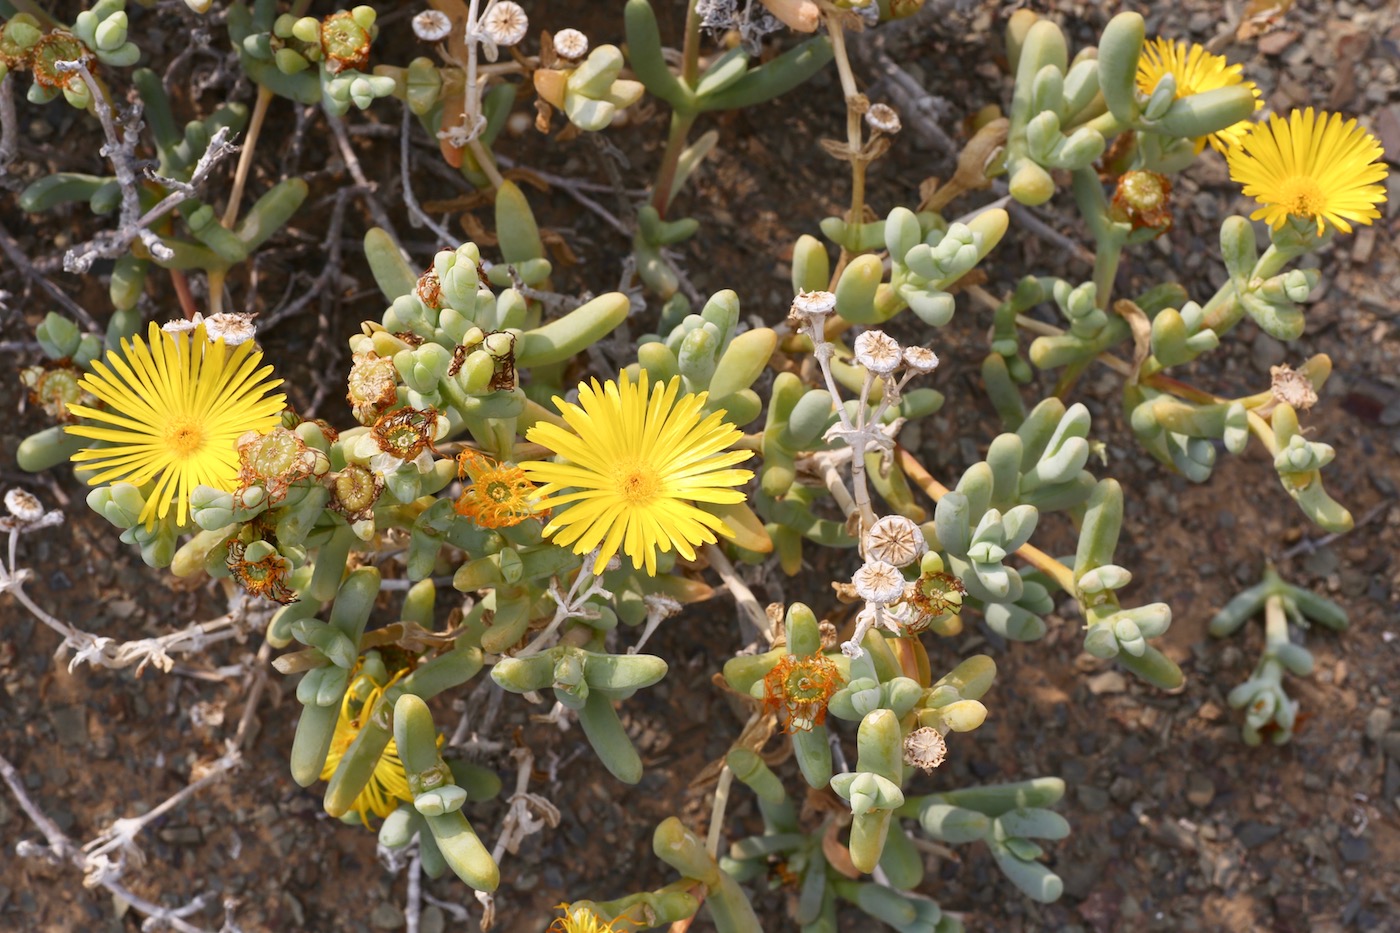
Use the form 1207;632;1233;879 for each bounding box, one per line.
1111;170;1173;235
227;540;298;604
903;726;948;772
762;653;843;734
330;463;383;522
369;407;442;474
454;450;541;528
347;351;400;424
321;10;371;74
236;427;323;505
20;360;93;422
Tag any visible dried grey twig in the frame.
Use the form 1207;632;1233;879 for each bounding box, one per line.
0;73;18;180
0;492;266;674
0;749;228;933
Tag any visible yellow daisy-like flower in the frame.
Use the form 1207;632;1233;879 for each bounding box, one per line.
320;666;414;826
67;323;285;529
548;903;626;933
1136;38;1262;153
1226;108;1389;236
521;371;754;576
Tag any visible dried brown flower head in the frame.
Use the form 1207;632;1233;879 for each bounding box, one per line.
1269;364;1318;411
236;427;322;505
864;515;927;566
347;351;400;424
903;726;948;772
20;360;92;422
227;540;298;604
762;653;843;733
1111;170;1173;234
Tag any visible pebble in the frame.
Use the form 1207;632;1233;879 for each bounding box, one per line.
1251;332;1286;372
1076;785;1111;813
1236;821;1283;848
1381;733;1400;761
369;902;404;930
419;906;445;933
1109;776;1139;803
1337;833;1369;864
1186;773;1216;807
1364;707;1393;742
1087;671;1127;695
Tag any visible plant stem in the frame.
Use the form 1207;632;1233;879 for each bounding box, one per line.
894;446;1076;592
681;0;702;87
826;15;867;254
221;85;273;229
651;111;697;216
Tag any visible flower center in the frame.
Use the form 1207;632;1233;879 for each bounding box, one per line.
164;418;206;457
1278;176;1326;217
613;461;660;505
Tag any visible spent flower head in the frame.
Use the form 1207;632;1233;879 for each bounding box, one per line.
480;1;529;48
226;540;297;604
903;726;948;772
347;351;400;425
1112;170;1173;233
865;103;901;135
412;10;453;42
236;427;323;505
20;360;93;422
853;330;902;374
902;346;940;374
552;28;589;60
368;407;443;475
852;560;906;604
762;653;844;733
864;515;926;566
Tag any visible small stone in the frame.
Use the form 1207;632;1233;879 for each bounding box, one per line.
1302;547;1340;578
1251;333;1286;372
1365;707;1393;742
1381;733;1400;761
419;906;445;933
369;902;404;930
1337;833;1369;864
1186;773;1216;807
157;826;203;845
1237;821;1283;848
52;706;88;747
1109;776;1138;803
1077;785;1111;813
1196;701;1226;722
1257;30;1299;55
108;599;138;619
1087;671;1127;695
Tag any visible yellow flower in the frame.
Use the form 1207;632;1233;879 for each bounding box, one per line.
67;323;284;529
1226;108;1389;236
1136;38;1262;153
548;903;625;933
320;666;414;826
454;450;541;528
522;371;754;576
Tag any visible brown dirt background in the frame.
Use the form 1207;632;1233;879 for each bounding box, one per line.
2;1;1399;931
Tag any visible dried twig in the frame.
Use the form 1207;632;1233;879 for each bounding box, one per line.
0;750;221;933
0;218;102;332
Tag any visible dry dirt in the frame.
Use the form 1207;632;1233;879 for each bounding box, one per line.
2;2;1399;932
